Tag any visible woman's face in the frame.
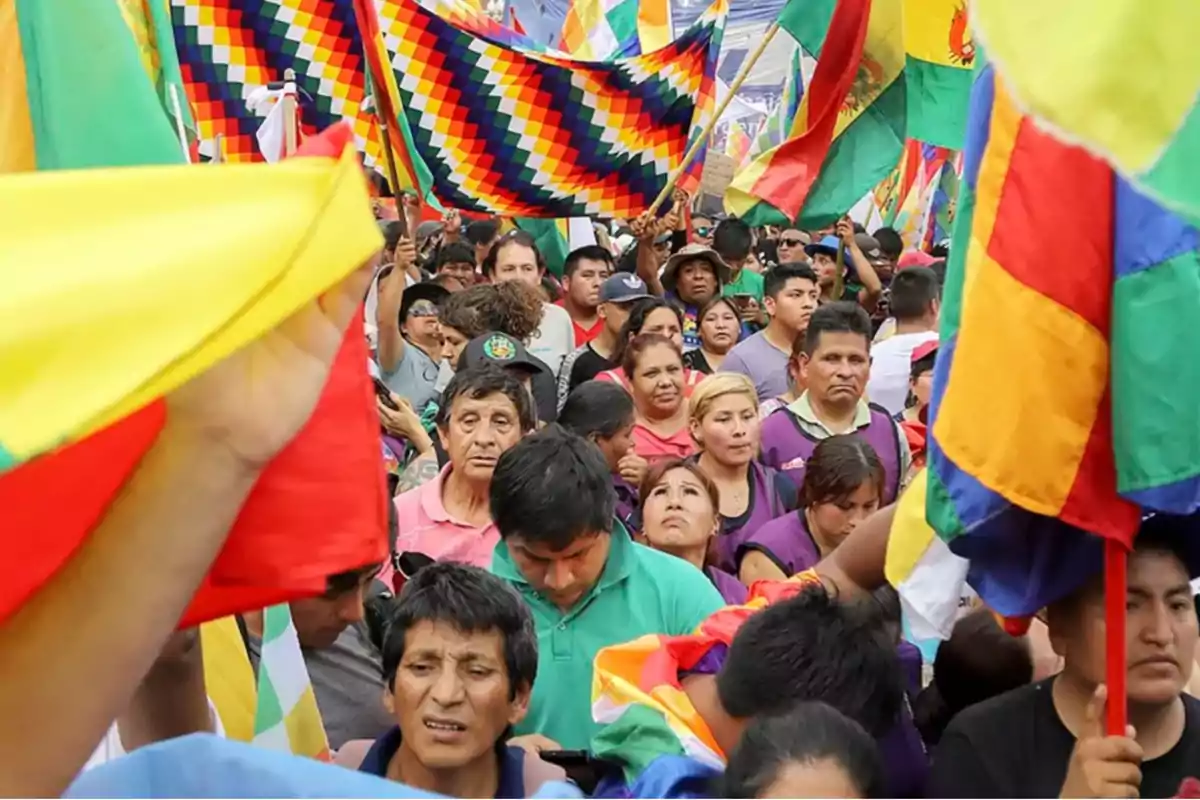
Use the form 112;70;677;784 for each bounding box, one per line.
809;480;881;550
593;420;635;471
638;307;684;352
440;325;470;368
691;392;759;466
641;468;718;554
630;343;684;417
910;368;934;409
700;303;739;355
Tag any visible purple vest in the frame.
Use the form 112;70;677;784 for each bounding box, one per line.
711;461;789;573
759;403;902;504
738;510;822;576
613;476;640;533
705;565;749;606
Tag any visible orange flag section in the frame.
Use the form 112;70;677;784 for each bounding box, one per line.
0;125;389;627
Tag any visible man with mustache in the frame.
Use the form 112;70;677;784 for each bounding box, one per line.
759;302;909;505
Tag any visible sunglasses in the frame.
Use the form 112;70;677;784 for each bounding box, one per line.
693;226;712;237
780;237;806;247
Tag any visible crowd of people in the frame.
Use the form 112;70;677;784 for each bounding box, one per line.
13;191;1200;800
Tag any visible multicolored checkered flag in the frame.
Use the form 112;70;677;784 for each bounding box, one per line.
252;604;331;761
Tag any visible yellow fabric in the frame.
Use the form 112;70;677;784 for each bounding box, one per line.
971;0;1200;173
115;0;162;83
0;144;381;462
0;0;36;173
829;0;903;139
637;0;672;54
200;617;257;743
884;469;932;585
903;0;971;67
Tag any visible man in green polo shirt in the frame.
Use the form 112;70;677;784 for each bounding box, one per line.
489;427;724;749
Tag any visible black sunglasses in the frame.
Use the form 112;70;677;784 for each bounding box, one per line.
780;237;806;247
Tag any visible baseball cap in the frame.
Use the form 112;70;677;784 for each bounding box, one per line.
599;273;653;304
459;332;545;375
898;250;939;269
399;281;450;320
911;338;939;365
855;233;891;266
661;243;732;293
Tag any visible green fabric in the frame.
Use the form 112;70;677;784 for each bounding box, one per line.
591;703;689;781
722;268;765;301
607;0;641;49
514;219;570;277
490;526;724;749
906;56;972;150
1141;99;1200;229
1111;251;1200;494
779;0;837;56
16;0;185;170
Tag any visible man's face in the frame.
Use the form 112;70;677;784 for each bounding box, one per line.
491;243;542;289
506;533;612;611
564;258;611;311
677;259;718;305
390;620;529;771
691;217;714;247
403;302;443;347
653;238;672;266
1052;549;1198;706
777;230;808;265
765;278;820;335
439;261;476;288
599;301;634;337
438;392;524;483
291;570;376;649
799;331;871;408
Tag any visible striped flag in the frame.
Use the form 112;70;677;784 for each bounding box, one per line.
253;605;330;761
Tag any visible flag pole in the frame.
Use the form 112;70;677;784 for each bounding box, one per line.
281;69;299;156
1105;539;1128;736
167;84;192;163
646;20;782;217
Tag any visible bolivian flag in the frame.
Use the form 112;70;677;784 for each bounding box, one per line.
969;0;1200;226
1;0;389;629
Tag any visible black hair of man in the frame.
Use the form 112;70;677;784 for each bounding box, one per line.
872;227;904;261
763;262;819;299
489;424;615;551
802;301;873;356
435;364;537;433
381;562;538;700
465;218;501;247
888;266;940;322
929;241;950;259
720;702;886;799
436;242;476;269
713;218;753;262
382;221;406;252
564;245;615;278
559;380;636;440
716;584;903;737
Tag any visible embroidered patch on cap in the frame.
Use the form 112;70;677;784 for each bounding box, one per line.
483;334;517;361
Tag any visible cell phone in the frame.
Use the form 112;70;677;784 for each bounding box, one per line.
539;751;611;794
374;378;399;410
731;293;755;309
538;750;592;768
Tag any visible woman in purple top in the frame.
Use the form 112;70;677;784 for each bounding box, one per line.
637;458;748;605
688;374;797;573
738;435;884;583
558;380;649;533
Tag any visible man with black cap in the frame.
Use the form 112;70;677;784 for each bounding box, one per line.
557;273;654;408
376;275;450;411
459;331;558;426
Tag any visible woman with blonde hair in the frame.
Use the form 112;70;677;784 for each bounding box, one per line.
689;373;796;573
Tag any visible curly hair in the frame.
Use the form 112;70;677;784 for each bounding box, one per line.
438;281;544;342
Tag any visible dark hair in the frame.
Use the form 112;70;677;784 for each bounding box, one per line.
540;274;562;303
720;703;886;799
638;457;719;514
382;221;406;252
803;302;873;355
436;364;537;432
324;561;383;598
559;381;635;441
871;227;903;261
697;295;740;326
436;242;477;269
717;584;903;736
564;245;614;278
928;258;948;284
439;282;544;342
764;262;819;299
911;350;937;381
757;240;779;268
713;218;753;262
481;230;546;277
801;435;886;510
912;608;1033;746
490;425;615;550
381;562;538;700
622;332;682;378
888;266;940;321
428;273;462;290
929;241;949;259
465;218;501;247
612;297;685;367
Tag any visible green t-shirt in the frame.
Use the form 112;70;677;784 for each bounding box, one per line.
490;526;725;749
722;268;765;302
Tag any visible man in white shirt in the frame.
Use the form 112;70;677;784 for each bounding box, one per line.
867;266;940;416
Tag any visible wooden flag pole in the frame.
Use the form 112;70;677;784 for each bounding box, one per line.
213;134;225;164
646;20;783;217
282;68;299;157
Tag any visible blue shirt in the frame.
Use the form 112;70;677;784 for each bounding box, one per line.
359;726;527;799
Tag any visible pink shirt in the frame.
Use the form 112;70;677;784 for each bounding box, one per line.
631;422;696;462
380;465;499;586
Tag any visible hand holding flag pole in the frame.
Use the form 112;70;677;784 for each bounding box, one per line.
646;21;783;217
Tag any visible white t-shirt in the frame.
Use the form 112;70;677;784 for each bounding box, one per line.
83;699;225;772
528;302;575;378
867;331;939;416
